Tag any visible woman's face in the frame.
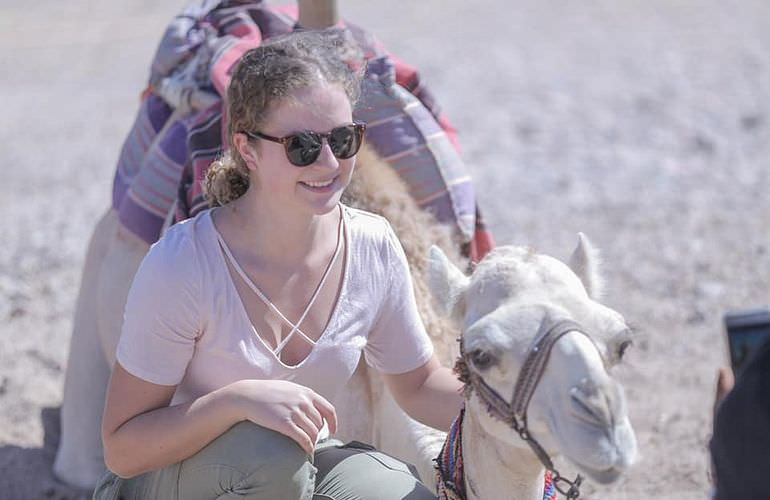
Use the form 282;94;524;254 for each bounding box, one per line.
243;82;356;216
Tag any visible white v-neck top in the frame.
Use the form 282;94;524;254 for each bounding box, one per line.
213;205;346;358
116;205;434;406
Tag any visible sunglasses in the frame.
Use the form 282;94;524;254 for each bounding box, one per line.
243;123;366;167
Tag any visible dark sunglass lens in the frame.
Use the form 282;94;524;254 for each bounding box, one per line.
286;132;321;166
329;125;362;159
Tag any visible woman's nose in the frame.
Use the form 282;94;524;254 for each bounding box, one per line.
313;140;339;169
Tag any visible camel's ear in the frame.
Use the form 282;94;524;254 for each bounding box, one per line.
568;233;605;300
427;245;470;324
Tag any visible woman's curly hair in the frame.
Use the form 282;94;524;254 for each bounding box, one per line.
204;28;365;206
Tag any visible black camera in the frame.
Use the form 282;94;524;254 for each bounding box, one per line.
724;308;770;376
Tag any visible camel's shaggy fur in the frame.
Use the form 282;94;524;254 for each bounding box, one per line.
343;144;467;363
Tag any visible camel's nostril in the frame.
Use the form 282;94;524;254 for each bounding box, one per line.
569;385;613;429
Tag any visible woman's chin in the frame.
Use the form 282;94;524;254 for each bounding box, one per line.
296;179;347;214
301;192;343;216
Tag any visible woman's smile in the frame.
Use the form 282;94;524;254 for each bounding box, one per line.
298;175;339;193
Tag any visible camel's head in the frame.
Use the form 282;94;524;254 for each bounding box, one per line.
428;234;637;484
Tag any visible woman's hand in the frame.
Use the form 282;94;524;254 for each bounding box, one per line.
713;366;735;416
227;379;338;455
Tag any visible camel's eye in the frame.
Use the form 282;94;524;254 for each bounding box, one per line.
469;349;496;370
617;340;632;361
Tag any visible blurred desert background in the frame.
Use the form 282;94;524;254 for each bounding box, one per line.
1;1;769;498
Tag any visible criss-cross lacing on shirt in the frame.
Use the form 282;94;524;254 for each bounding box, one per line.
214;206;345;361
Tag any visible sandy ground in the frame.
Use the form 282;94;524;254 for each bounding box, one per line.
1;1;769;499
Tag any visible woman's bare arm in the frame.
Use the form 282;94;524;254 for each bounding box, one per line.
101;362;242;478
102;362;337;478
382;355;464;432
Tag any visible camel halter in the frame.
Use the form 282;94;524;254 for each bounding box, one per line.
453;318;595;500
435;408;558;500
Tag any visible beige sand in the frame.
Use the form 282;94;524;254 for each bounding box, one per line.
1;1;769;498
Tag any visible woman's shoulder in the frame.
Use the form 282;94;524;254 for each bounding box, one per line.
343;205;392;239
143;210;213;275
342;205;404;263
157;209;212;246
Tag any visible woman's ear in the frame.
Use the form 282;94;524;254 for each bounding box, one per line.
232;133;259;171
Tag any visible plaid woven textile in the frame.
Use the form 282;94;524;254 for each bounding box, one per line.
112;0;494;260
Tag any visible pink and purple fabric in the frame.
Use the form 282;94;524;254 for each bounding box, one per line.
111;0;494;261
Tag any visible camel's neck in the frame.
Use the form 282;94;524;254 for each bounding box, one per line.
461;408;546;500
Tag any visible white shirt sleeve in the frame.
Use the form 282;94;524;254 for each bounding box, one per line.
364;221;434;374
116;227;201;385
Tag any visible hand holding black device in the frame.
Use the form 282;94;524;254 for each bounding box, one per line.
724;308;770;377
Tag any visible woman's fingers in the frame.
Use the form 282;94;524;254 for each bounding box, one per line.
292;411;320;446
313;394;337;434
301;400;324;430
312;394;338;434
284;421;315;456
714;366;735;414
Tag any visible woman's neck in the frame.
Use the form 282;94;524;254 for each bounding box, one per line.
220;189;340;268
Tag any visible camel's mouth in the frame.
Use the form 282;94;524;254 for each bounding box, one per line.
546;409;637;485
570;460;624;484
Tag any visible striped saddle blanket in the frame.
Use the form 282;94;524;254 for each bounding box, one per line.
111;0;493;260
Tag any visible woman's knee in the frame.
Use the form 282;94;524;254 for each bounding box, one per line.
314;444;436;500
202;422;308;469
177;422;315;499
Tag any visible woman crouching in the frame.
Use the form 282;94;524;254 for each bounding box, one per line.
96;29;463;500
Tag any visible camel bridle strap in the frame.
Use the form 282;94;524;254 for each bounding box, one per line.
455;318;593;500
434;408;559;500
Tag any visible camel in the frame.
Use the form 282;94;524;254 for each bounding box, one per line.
339;152;638;499
423;240;638;499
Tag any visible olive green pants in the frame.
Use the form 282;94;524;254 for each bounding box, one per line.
93;422;436;500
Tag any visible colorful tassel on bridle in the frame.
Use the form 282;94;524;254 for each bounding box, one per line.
435;407;558;500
